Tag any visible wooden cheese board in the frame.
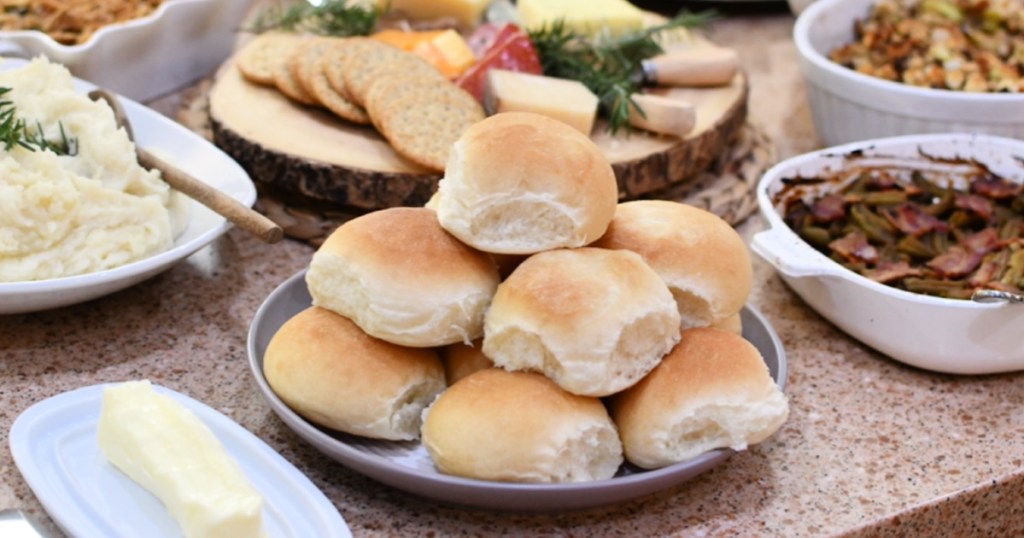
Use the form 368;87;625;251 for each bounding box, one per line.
208;24;749;210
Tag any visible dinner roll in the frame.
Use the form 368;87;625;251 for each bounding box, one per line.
713;312;743;335
421;369;623;482
306;207;500;347
483;247;681;397
439;339;493;386
263;307;445;441
435;112;618;255
610;327;789;469
592;200;753;329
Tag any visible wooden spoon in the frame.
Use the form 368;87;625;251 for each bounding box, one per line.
88;89;283;244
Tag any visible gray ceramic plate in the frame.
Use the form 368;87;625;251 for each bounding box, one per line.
247;270;788;512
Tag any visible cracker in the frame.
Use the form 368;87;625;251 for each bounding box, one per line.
309;53;371;124
273;44;318;106
364;74;461;131
341;41;445;106
363;73;431;131
236;32;307;87
377;87;485;172
289;37;343;97
321;38;376;101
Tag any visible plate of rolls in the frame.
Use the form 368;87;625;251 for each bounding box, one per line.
247;112;790;512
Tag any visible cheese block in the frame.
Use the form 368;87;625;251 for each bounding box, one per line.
517;0;645;37
96;380;265;538
388;0;494;28
412;29;477;78
484;69;599;135
628;94;696;137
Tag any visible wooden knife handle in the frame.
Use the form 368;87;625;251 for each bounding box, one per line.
642;47;739;87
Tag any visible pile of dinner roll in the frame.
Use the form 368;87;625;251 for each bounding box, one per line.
263;112;789;483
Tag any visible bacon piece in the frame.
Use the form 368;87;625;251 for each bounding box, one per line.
829;231;878;264
865;260;922;283
927;246;983;278
882;203;949;236
954;193;994;219
971;175;1021;199
865;170;901;190
811;193;846;222
967;256;1002;287
962;227;1001;255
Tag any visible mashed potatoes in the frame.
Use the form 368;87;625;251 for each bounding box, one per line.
0;58;188;282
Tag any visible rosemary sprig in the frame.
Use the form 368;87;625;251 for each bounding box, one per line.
0;87;77;155
528;11;718;134
249;0;383;36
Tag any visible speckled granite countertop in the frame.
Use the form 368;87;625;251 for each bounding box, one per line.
3;11;1024;538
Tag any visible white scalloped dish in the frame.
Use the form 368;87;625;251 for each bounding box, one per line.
0;0;254;101
9;382;352;538
752;133;1024;374
246;270;789;512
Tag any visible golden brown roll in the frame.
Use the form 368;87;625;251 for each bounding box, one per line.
421;369;623;482
263;307;446;441
439;338;493;386
482;247;681;397
610;327;789;469
713;312;743;335
592;200;753;329
306;207;501;347
435;112;618;255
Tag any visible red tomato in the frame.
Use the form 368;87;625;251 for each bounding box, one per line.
457;23;543;104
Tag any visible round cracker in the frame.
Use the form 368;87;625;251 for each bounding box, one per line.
290;37;344;97
341;42;445;106
377;88;484;172
273;45;318;105
365;74;462;132
321;38;377;101
310;54;371;124
236;32;308;86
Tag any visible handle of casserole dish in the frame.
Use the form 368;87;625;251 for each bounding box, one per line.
751;227;845;278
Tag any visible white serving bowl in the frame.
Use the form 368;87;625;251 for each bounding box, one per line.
793;0;1024;147
751;133;1024;375
0;0;255;101
0;59;256;315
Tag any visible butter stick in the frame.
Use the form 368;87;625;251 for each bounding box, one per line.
97;380;265;538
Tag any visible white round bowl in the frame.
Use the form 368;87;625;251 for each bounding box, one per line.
793;0;1024;146
751;133;1024;375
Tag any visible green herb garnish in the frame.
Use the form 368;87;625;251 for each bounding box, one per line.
0;87;77;155
528;11;718;134
249;0;384;36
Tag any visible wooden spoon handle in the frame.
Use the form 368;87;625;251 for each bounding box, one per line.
88;89;282;244
137;147;283;244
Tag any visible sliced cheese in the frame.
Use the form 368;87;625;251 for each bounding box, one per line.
518;0;645;37
484;69;599;135
387;0;494;28
97;380;265;538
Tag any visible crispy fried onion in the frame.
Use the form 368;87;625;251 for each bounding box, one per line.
0;0;165;45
